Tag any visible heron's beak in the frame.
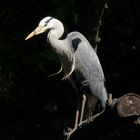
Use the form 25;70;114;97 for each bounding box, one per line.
25;26;45;40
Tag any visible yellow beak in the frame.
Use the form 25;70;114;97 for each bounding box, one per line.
25;26;44;40
25;31;35;40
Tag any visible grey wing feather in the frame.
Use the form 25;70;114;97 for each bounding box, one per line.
67;32;108;107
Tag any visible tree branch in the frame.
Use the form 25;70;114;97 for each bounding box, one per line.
64;93;140;140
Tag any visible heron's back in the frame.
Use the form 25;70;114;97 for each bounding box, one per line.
66;32;108;108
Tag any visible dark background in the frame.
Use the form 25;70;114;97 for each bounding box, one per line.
0;0;140;140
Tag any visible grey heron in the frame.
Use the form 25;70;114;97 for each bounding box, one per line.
25;16;108;128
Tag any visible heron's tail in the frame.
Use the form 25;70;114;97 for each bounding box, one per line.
91;83;108;109
100;86;108;108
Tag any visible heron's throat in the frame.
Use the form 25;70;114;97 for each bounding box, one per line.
47;21;67;54
47;28;64;52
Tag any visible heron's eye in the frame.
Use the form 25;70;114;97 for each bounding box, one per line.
44;17;53;26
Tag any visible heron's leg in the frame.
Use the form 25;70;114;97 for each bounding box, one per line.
74;110;79;129
79;94;86;125
73;95;80;129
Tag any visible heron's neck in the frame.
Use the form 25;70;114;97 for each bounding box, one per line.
47;22;71;55
47;22;64;49
47;22;75;77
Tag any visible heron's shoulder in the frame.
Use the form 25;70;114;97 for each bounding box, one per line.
67;31;86;40
67;32;91;50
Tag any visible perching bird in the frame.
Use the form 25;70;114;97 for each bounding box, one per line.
25;16;108;128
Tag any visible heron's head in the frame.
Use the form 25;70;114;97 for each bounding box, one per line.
25;16;54;40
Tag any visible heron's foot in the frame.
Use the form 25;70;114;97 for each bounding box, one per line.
63;127;73;135
63;110;79;140
63;126;77;140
